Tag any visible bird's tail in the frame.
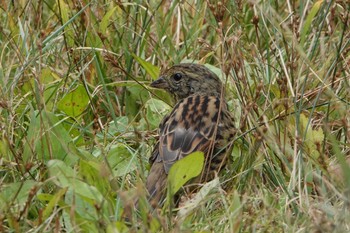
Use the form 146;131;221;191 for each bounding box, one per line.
146;162;168;208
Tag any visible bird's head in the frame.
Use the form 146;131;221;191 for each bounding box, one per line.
150;63;223;101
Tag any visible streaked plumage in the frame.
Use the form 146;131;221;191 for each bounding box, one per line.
147;63;236;207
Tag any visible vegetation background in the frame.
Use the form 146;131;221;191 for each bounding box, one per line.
0;0;349;232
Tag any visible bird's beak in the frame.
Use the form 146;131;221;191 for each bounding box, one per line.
150;76;168;89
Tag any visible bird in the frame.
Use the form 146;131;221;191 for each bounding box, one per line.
146;63;236;208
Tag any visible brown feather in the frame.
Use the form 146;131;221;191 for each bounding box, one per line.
146;63;236;207
146;162;167;208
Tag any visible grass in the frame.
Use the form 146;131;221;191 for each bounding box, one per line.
0;0;349;232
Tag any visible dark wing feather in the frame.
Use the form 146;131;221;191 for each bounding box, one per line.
157;95;220;173
146;95;235;206
160;126;211;173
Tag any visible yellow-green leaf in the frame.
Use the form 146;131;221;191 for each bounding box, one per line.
58;0;74;47
100;6;117;34
131;53;160;80
168;151;204;195
41;187;68;219
300;114;324;159
57;85;89;118
300;0;323;45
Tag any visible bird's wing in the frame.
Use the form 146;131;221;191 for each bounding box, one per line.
146;95;235;204
157;95;221;173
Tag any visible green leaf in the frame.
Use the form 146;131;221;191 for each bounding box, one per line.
57;85;89;118
300;114;324;159
131;53;160;80
106;144;136;177
22;110;79;165
109;116;129;134
79;160;110;195
40;68;59;84
39;187;68;219
47;160;104;202
300;0;322;45
64;188;99;221
47;159;74;187
167;151;205;195
47;161;109;228
139;98;171;130
100;6;117;34
106;222;129;233
95;116;129;139
0;180;39;210
57;0;74;47
125;84;149;118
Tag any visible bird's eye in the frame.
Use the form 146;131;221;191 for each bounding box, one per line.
173;73;182;81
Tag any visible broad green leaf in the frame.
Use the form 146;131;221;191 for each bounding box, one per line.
64;188;98;221
0;138;9;158
47;160;74;187
300;114;324;159
230;190;242;214
7;13;19;36
131;53;160;80
0;180;39;210
168;151;204;195
125;84;149;118
106;222;129;233
79;160;110;196
102;116;129;136
40;68;60;111
57;85;89;118
62;210;98;232
40;68;59;84
204;63;224;81
47;160;104;202
139;98;171;130
22;110;78;165
106;144;136;177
